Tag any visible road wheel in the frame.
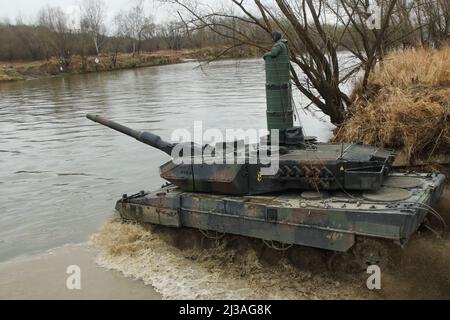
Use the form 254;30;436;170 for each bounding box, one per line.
352;238;390;270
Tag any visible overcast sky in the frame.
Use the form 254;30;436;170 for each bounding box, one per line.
0;0;180;24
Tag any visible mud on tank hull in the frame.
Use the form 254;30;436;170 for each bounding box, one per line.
116;173;445;254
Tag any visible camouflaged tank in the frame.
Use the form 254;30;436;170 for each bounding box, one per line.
86;114;446;268
86;37;446;268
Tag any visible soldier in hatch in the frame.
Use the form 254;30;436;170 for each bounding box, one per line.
263;31;289;62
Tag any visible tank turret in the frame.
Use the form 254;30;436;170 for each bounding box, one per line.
87;114;395;195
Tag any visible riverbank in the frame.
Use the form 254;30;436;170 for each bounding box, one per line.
334;45;449;166
0;46;260;82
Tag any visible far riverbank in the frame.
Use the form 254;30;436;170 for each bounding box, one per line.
0;46;260;82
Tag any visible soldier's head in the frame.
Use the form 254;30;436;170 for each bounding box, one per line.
271;31;282;43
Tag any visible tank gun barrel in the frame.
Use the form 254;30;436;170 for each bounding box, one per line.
86;114;174;156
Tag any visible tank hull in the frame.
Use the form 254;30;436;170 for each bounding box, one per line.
116;173;445;253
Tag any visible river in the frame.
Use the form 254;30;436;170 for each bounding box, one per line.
0;58;336;262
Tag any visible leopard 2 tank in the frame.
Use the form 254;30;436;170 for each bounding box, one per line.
86;114;445;267
86;37;446;268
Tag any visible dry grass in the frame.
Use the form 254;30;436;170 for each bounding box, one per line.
334;46;450;163
369;47;450;88
0;66;25;81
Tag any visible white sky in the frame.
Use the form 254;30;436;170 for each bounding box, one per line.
0;0;180;25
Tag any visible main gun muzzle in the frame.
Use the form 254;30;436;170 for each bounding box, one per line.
86;114;175;156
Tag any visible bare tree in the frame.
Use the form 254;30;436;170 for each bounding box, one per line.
37;6;74;66
172;0;407;125
413;0;449;47
79;0;107;55
15;13;24;26
323;0;399;91
161;21;185;50
114;0;155;55
1;0;445;79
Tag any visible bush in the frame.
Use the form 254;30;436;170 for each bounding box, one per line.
334;46;450;163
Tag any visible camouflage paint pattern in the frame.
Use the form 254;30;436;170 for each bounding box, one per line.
117;173;445;252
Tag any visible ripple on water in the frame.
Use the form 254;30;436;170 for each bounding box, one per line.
0;58;336;262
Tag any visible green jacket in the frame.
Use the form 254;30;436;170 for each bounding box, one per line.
263;40;289;63
264;39;290;84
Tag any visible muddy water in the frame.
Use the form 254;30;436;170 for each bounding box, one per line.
91;187;450;300
91;218;361;300
0;59;336;262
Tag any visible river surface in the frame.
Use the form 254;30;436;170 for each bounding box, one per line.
0;58;336;262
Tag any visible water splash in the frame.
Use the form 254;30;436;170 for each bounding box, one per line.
90;219;362;300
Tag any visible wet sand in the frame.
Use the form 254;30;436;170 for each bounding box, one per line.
0;244;162;300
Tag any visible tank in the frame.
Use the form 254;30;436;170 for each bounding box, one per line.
85;39;446;268
86;114;446;267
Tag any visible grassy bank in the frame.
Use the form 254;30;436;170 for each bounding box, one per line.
0;46;260;82
0;52;181;82
334;45;450;166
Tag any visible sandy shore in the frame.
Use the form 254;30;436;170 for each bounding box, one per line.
0;244;162;300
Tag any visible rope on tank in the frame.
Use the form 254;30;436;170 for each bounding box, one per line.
402;202;447;234
263;239;293;251
311;157;446;231
290;89;306;133
199;229;226;240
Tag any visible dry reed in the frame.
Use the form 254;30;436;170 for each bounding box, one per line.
334;46;449;163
